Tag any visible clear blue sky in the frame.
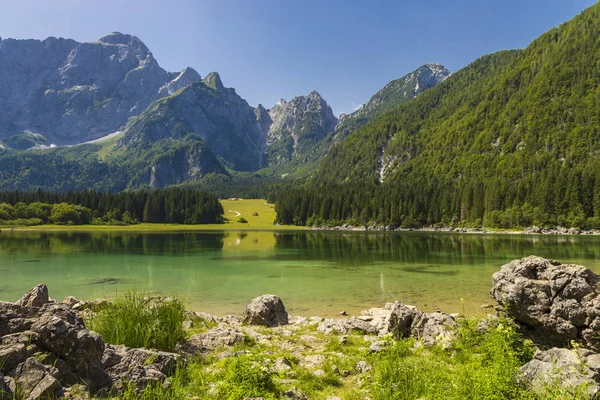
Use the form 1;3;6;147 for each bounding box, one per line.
0;0;596;115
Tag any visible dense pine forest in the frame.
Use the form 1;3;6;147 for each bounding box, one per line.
275;4;600;230
0;189;223;226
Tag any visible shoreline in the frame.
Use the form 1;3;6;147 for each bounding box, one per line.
3;222;598;235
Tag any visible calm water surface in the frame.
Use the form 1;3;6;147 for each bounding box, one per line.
1;230;600;317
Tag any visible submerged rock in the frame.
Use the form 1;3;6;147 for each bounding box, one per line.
243;295;288;327
491;256;600;349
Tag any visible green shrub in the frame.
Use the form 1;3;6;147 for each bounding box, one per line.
215;355;279;399
86;290;185;352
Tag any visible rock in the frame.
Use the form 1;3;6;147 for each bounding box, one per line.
0;373;14;400
326;397;342;400
15;284;49;308
313;369;325;377
317;318;378;335
103;345;180;392
300;354;325;369
13;358;63;400
275;357;292;372
369;340;389;353
410;311;457;347
177;327;245;354
243;295;288;327
339;311;347;316
521;348;600;397
0;343;29;374
282;387;308;400
338;336;348;345
30;303;109;390
62;296;86;311
490;256;600;349
355;360;372;373
387;302;422;338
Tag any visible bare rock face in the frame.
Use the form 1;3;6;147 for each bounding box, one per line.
243;295;289;327
0;33;202;145
490;256;600;349
521;348;600;398
15;284;49;308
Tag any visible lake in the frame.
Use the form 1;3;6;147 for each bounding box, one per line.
1;230;600;317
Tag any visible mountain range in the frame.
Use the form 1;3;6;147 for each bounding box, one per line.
275;3;600;229
0;32;449;191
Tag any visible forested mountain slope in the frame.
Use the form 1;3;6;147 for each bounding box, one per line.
276;3;600;229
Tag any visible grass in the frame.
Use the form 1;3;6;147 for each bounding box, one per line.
9;199;303;231
81;292;593;399
86;290;185;352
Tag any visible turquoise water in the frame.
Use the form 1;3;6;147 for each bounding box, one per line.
1;230;600;317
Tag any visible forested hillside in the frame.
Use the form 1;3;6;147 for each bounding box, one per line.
276;4;600;229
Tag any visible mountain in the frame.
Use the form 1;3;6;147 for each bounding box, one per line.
276;3;600;229
117;72;266;171
0;32;201;145
332;63;451;142
0;31;447;192
264;91;338;165
256;65;449;178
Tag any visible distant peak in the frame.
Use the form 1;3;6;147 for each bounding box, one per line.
203;72;224;90
98;32;136;45
308;90;322;98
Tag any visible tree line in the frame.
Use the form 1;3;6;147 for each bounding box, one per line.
0;188;223;226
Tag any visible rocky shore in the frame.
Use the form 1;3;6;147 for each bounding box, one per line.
311;223;600;235
3;256;600;398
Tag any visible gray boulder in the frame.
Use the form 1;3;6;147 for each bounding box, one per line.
521;348;600;397
0;373;13;400
411;311;458;347
387;302;423;338
491;256;600;349
13;358;63;400
102;345;180;392
178;328;246;354
30;303;109;390
15;284;49;308
317;318;379;335
243;295;288;327
0;343;29;374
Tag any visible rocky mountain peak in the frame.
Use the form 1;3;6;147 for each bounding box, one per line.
415;63;451;88
203;72;224;90
265;91;338;165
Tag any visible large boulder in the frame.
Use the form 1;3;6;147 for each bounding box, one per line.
243;295;288;327
15;284;49;308
30;303;109;390
521;348;600;397
491;256;600;349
